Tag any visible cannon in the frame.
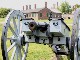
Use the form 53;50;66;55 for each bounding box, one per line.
1;8;80;60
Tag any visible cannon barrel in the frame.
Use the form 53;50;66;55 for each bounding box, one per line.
38;22;48;32
29;22;48;32
29;22;37;31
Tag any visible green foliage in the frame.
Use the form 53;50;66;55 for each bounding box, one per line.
73;4;80;11
75;4;80;8
0;18;5;22
0;8;10;18
59;2;72;14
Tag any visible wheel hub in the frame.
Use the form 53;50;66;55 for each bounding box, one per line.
16;34;26;46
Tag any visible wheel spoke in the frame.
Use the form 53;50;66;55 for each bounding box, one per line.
18;47;22;60
13;17;18;35
17;16;20;34
9;25;18;37
78;56;80;60
7;38;17;40
7;42;16;52
74;42;78;60
10;47;16;60
22;54;26;60
25;43;29;53
21;46;25;54
15;46;18;60
1;10;26;60
22;43;28;60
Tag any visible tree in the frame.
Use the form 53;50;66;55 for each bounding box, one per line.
72;4;80;11
0;8;10;18
75;4;80;8
59;2;72;14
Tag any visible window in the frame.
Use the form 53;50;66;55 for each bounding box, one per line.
32;13;36;17
35;13;36;17
58;15;60;18
32;13;34;17
29;14;31;17
26;14;28;17
47;13;48;17
40;13;42;17
55;14;56;18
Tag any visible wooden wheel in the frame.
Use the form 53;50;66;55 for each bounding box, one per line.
1;10;29;60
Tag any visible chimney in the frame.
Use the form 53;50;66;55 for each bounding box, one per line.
29;5;31;9
53;4;55;9
23;6;24;10
57;2;58;8
45;2;47;8
26;5;28;10
34;4;36;9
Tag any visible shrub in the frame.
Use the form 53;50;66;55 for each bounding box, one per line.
0;8;10;18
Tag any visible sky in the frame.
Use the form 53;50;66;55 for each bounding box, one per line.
0;0;80;10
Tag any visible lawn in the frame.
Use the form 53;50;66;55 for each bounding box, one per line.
0;24;55;60
64;19;73;35
64;19;73;24
0;18;5;22
0;18;73;60
0;22;54;60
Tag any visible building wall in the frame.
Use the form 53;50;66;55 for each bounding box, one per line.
38;8;51;20
62;14;73;19
52;12;62;19
25;12;39;20
31;12;39;20
24;8;62;20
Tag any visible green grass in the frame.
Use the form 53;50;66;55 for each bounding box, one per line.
0;18;5;22
0;20;54;60
27;44;54;60
0;24;3;60
64;19;73;35
0;18;73;60
64;19;73;24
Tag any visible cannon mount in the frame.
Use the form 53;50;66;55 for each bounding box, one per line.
1;9;80;60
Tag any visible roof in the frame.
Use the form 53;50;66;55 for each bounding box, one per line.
50;9;62;13
22;8;62;14
22;8;43;13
